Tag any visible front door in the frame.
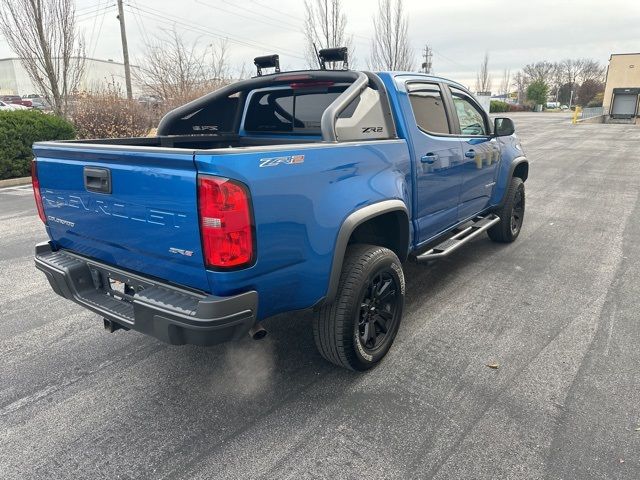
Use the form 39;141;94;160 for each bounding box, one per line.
447;86;501;220
403;81;464;243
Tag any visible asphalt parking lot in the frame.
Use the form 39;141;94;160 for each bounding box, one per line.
1;112;639;479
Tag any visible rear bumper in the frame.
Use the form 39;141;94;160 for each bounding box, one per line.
34;242;258;346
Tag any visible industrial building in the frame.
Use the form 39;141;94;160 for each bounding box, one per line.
0;57;140;97
603;53;640;122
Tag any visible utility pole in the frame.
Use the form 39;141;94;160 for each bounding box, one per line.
117;0;133;100
421;45;433;74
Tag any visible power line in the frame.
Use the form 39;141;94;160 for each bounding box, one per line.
76;2;111;14
129;3;304;58
85;0;106;58
431;49;467;69
129;0;152;47
247;0;371;46
76;3;115;19
126;3;307;60
198;0;303;33
91;11;109;58
250;0;305;22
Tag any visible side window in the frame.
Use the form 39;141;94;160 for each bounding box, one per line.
449;87;488;136
407;83;450;134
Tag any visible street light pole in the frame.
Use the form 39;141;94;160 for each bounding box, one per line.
117;0;133;100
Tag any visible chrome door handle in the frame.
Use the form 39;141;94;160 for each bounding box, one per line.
421;153;438;164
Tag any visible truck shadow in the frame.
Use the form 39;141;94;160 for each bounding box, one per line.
153;236;503;397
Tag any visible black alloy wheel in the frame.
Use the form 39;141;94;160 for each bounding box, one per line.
357;270;400;353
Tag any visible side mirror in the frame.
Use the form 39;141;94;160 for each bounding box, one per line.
494;117;515;136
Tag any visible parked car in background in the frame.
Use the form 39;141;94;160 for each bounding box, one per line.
0;100;17;111
0;100;28;110
1;95;32;108
138;94;163;108
29;97;52;111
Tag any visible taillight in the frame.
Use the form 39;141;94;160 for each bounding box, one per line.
31;159;47;224
198;176;254;269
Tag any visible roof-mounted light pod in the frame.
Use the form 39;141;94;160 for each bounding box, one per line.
318;47;349;70
254;54;280;76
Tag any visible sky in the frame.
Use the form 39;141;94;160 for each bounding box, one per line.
1;0;639;89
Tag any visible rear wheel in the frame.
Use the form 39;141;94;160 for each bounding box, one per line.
488;177;525;243
313;244;405;371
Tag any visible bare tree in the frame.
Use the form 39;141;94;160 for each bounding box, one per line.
0;0;85;115
578;59;605;83
523;61;556;85
370;0;414;71
475;52;492;93
499;68;511;98
512;71;528;104
550;62;564;100
209;39;230;81
135;30;229;102
558;58;604;105
303;0;353;68
559;58;584;86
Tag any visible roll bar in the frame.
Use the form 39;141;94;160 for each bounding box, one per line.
320;71;369;142
158;69;396;142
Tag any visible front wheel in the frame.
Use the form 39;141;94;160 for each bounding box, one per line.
488;177;525;243
313;244;405;371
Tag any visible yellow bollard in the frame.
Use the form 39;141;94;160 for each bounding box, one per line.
572;106;582;124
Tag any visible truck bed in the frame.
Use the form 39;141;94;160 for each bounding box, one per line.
57;133;318;151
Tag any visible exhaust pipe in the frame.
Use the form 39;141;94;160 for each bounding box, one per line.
249;323;267;340
103;318;128;333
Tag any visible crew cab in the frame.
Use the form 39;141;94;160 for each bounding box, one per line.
33;50;528;370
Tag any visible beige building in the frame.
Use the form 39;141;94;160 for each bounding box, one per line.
603;53;640;119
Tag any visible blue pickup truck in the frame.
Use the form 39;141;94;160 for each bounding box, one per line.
33;55;528;370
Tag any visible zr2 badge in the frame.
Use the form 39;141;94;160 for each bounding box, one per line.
259;155;305;167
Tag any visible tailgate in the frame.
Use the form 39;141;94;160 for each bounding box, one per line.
33;143;210;292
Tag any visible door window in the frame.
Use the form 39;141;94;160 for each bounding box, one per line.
407;83;450;134
450;87;488;136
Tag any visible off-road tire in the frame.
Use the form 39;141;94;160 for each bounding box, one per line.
313;244;405;371
488;176;525;243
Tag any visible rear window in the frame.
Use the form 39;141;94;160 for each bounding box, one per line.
407;83;450;134
244;85;351;134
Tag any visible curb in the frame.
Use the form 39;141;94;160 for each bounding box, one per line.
0;176;31;188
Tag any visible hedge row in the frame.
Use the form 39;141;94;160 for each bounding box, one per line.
489;100;509;113
0;110;75;180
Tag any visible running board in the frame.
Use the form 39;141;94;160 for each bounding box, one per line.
414;214;500;262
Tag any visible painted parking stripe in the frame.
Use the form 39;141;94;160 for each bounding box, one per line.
0;185;33;196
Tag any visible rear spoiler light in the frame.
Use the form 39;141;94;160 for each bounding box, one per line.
289;81;335;90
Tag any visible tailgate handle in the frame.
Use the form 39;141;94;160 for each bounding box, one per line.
84;167;112;194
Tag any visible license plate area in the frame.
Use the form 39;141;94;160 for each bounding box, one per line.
108;278;135;300
87;266;144;303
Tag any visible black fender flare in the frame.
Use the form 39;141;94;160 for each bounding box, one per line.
319;199;409;306
496;156;528;208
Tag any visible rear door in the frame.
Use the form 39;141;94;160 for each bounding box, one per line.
34;143;210;292
445;85;501;220
402;81;464;242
